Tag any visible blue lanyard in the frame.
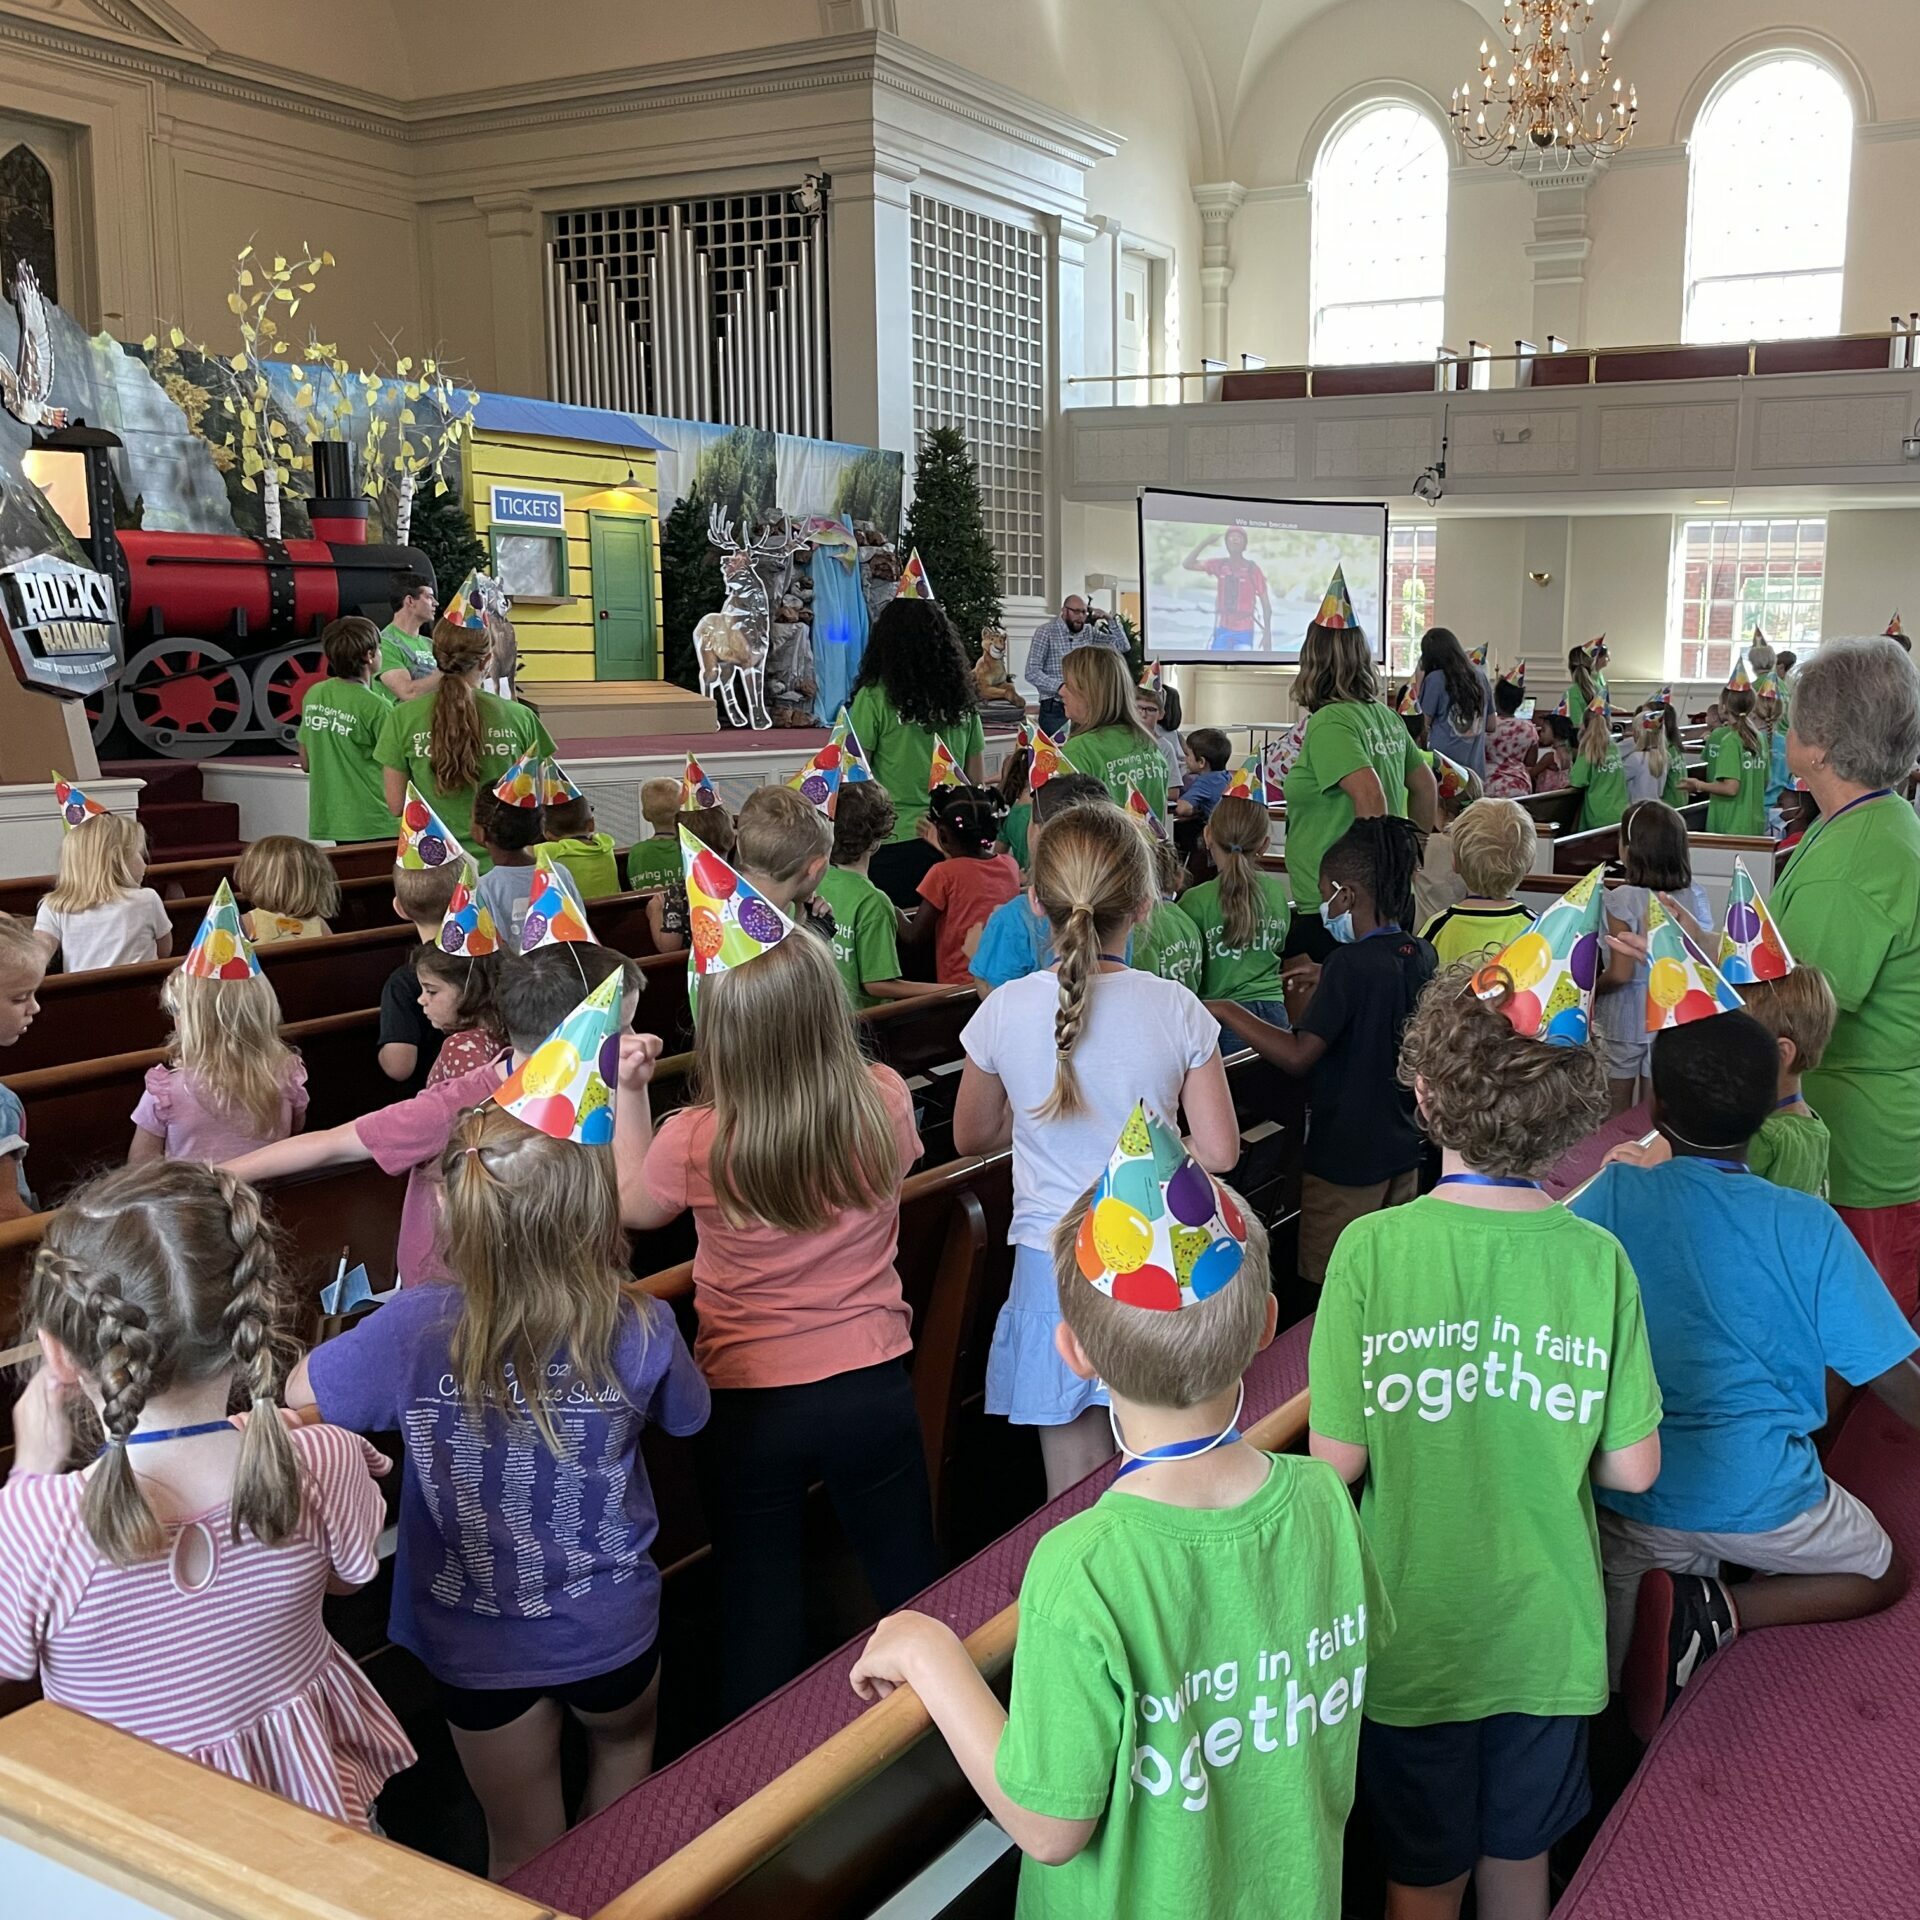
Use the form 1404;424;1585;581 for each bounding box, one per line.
1830;788;1893;822
1775;1093;1806;1111
1114;1428;1244;1480
1435;1173;1540;1191
99;1417;234;1459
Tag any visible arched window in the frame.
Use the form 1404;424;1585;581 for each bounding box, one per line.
1685;57;1853;344
1310;104;1448;365
0;143;57;302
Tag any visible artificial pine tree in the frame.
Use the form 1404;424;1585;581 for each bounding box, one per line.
901;425;1002;658
661;486;727;690
405;481;487;598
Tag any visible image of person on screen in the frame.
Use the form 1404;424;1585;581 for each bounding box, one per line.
1025;596;1127;738
1181;526;1272;652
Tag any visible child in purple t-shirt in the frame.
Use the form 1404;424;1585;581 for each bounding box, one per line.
292;1099;709;1881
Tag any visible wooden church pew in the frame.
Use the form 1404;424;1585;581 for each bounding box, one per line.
0;840;399;921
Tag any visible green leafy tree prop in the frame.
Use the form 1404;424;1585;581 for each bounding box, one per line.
661;487;726;690
902;425;1001;657
406;480;486;600
833;448;903;536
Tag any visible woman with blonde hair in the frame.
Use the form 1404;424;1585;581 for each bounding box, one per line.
34;813;172;972
294;1101;708;1878
954;802;1240;1497
373;615;555;867
1060;644;1170;816
233;835;341;943
614;926;937;1718
1282;607;1437;948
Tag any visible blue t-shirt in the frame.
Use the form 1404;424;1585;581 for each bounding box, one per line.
971;894;1052;989
0;1078;31;1206
1570;1160;1917;1533
1181;768;1230;818
1766;728;1790;809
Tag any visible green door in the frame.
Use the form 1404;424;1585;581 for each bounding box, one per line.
589;512;657;680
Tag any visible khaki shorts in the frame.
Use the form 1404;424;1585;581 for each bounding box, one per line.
1298;1168;1419;1284
1597;1480;1893;1683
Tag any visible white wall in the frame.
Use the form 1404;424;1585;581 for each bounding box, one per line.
1825;509;1920;638
1564;517;1674;680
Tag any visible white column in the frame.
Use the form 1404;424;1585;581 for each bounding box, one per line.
474;193;546;397
823;152;920;457
1193;180;1246;363
1042;212;1100;607
1526;166;1600;345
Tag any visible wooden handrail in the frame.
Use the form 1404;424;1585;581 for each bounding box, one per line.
591;1385;1312;1920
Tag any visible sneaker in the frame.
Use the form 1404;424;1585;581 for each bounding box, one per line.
1623;1570;1738;1742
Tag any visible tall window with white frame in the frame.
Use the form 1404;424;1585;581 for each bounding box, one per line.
1684;57;1854;345
1669;517;1827;682
1385;522;1438;678
1310;104;1448;366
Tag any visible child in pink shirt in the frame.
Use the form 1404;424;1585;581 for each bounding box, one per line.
911;784;1018;986
614;926;938;1720
130;966;308;1164
0;1161;411;1827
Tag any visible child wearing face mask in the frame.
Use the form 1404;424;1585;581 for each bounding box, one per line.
1216;818;1436;1295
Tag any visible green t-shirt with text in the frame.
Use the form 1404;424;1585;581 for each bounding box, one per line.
995;1456;1390;1920
1282;701;1418;909
1062;723;1170;821
1748;1107;1829;1197
1309;1197;1661;1725
1705;726;1768;836
847;684;985;845
1772;795;1920;1208
626;834;682;890
1570;739;1629;830
373;686;554;871
299;677;398;844
818;863;902;1008
1135;899;1203;993
1178;873;1290;1004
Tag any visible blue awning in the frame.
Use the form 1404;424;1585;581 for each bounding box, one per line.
472;392;669;453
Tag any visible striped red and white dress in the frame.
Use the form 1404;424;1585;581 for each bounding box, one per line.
0;1420;415;1827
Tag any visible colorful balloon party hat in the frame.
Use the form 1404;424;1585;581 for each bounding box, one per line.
1717;858;1794;986
1473;864;1606;1046
1754;674;1779;701
441;571;489;631
437;862;500;957
1432;752;1473;809
1646;895;1745;1031
52;771;106;831
1073;1102;1248;1313
1887;611;1905;640
1223;755;1273;806
681;825;797;976
679;753;718;811
180;879;260;981
492;749;543;809
396;783;468;870
927;737;963;790
832;707;874;784
1126;783;1169;842
1469;643;1488;667
1726;658;1753;693
519;871;595;953
490;971;622;1146
1139;660;1163;694
897;549;933;600
542;759;584;806
1554;693;1570;717
1649;685;1672;709
1394;680;1417;715
1315;564;1355;630
1028;727;1067;790
790;714;873;817
1497;660;1527;688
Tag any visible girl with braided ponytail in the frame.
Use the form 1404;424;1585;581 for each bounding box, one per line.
0;1162;413;1828
955;803;1240;1496
1217;817;1438;1294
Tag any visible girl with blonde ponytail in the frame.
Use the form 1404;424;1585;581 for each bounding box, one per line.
1686;685;1770;835
374;613;556;866
293;1103;708;1879
954;801;1241;1497
0;1161;413;1828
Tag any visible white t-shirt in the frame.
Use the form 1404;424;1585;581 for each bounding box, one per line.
961;966;1220;1249
34;888;172;972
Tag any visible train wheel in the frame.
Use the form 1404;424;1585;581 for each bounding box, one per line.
251;644;326;751
118;639;251;761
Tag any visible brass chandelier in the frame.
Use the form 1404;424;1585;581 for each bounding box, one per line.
1449;0;1637;168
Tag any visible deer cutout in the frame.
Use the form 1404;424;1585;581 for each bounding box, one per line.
694;506;804;731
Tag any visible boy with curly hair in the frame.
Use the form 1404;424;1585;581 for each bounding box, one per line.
1308;964;1664;1920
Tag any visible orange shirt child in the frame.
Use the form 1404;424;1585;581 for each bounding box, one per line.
918;851;1021;986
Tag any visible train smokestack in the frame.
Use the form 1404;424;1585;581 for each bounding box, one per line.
307;440;367;546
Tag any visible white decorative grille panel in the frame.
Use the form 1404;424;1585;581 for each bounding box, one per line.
910;195;1045;599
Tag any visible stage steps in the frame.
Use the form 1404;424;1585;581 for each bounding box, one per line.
103;760;243;861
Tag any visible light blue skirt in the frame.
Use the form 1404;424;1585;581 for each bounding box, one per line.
986;1243;1111;1427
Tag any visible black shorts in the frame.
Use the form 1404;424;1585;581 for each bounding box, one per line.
435;1642;661;1733
1361;1712;1591;1886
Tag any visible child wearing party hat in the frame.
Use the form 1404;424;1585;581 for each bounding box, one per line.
647;793;737;959
52;770;106;830
1574;1009;1920;1741
820;781;940;1008
228;942;640;1290
614;854;937;1721
536;770;621;903
994;728;1034;870
854;1109;1383;1920
130;884;308;1163
1219;820;1434;1295
411;906;507;1091
473;785;586;950
381;810;475;1089
910;783;1018;987
292;970;708;1878
34;812;171;973
627;778;687;891
1311;962;1662;1914
1686;677;1768;835
1570;700;1629;831
1179;782;1291;1041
